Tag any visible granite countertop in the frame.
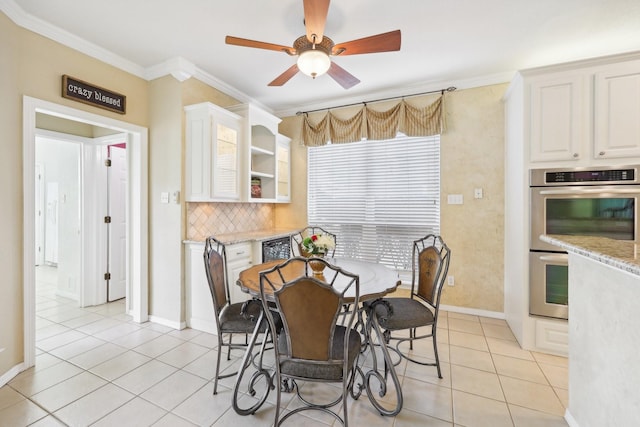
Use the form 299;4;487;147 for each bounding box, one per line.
184;228;300;245
541;234;640;276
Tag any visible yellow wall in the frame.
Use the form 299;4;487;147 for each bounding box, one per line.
0;12;149;375
276;83;507;312
146;76;241;324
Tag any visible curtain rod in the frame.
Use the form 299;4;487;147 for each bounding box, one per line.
296;86;456;116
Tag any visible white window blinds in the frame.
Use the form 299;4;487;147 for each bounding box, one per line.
307;135;440;279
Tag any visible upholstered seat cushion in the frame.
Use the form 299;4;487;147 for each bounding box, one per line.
219;301;265;333
372;297;434;331
278;325;361;381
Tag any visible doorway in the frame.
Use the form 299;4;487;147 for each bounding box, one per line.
35;131;128;305
23;96;149;369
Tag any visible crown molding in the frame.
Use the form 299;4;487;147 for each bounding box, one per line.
0;0;273;113
143;56;272;113
1;0;145;77
144;57;196;82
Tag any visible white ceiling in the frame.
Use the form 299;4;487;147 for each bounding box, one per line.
4;0;640;116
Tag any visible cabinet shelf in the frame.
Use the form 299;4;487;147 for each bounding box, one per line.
251;171;274;179
251;146;274;156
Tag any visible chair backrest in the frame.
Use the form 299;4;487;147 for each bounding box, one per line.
260;257;358;362
291;226;337;257
412;234;451;309
203;236;230;315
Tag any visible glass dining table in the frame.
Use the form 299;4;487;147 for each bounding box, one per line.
231;257;404;417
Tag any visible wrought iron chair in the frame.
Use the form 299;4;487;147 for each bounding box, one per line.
291;226;337;257
204;236;266;394
370;234;451;378
259;257;360;426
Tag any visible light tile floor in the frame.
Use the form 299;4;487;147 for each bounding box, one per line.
0;266;569;426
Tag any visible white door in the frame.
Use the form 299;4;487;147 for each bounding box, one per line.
108;144;127;301
45;182;59;265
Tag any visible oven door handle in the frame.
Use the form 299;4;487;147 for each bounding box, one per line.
539;188;640;195
538;253;569;264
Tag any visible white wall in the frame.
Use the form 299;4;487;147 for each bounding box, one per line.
35;136;81;301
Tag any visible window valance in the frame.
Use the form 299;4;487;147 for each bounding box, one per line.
301;95;444;146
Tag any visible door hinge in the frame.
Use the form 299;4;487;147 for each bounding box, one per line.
105;159;112;167
104;272;111;281
104;216;111;223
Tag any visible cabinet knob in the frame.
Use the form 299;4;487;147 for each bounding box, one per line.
599;151;605;156
572;153;579;158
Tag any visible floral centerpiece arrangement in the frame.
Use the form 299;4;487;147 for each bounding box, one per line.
301;233;335;256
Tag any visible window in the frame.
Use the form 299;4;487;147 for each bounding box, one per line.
307;135;440;280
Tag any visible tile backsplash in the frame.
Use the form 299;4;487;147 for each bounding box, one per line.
187;202;274;240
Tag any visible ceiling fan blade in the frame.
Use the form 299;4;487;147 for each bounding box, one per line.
327;62;360;89
303;0;330;43
332;30;401;56
268;64;300;86
225;36;296;55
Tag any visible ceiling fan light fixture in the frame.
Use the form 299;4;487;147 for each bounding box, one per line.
297;49;331;79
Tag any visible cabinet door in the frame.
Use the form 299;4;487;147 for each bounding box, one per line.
529;73;586;162
226;242;252;303
212;117;241;200
185;112;212;201
276;135;291;202
185;244;218;334
185;103;243;202
594;60;640;159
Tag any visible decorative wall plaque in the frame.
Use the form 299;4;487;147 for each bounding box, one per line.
62;75;126;114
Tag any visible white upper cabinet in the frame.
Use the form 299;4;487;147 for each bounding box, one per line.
185;102;292;203
529;72;586;162
593;60;640;159
185;103;243;201
526;54;640;166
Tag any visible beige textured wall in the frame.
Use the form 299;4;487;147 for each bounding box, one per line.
276;84;507;312
148;76;183;323
146;76;243;324
440;84;507;312
0;12;149;375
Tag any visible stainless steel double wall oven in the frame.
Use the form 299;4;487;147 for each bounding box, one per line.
529;165;640;319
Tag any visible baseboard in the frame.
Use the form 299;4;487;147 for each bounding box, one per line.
440;304;505;320
565;409;579;427
147;315;185;330
0;362;25;388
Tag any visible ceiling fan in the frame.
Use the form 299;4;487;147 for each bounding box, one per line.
225;0;401;89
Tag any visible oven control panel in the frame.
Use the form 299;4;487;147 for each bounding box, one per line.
546;169;635;183
531;166;640;186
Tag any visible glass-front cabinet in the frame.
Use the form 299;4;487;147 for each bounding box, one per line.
185;102;243;201
185;102;291;203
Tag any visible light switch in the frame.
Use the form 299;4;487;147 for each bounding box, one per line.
160;192;169;204
172;191;180;204
474;188;483;199
447;194;463;205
